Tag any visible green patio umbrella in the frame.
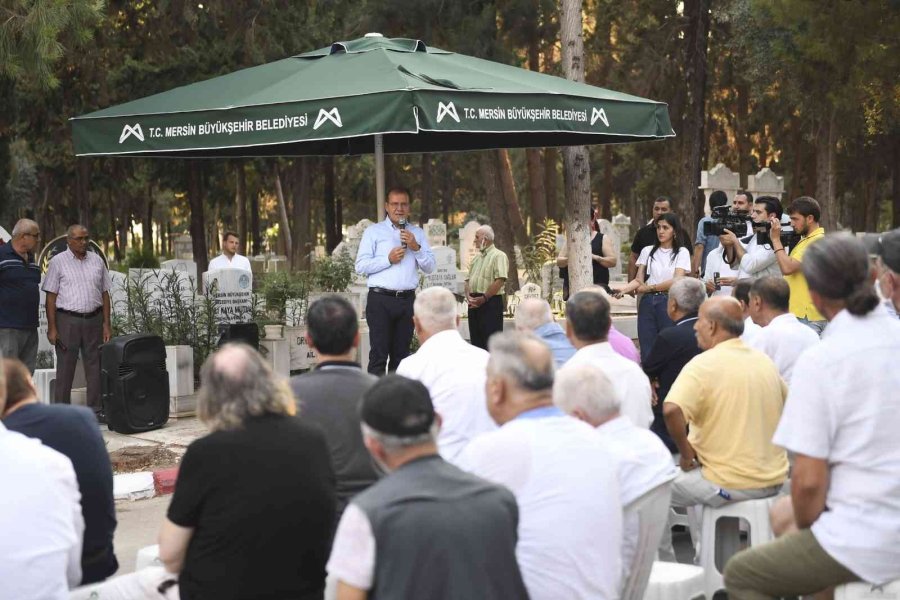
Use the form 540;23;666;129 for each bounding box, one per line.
71;33;674;212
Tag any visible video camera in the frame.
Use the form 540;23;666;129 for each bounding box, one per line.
750;219;801;249
702;206;752;237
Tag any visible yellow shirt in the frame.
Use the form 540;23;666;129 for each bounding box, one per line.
665;338;789;489
786;227;825;320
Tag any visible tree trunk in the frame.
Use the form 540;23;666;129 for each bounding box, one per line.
322;156;340;253
188;160;209;280
527;149;547;230
116;162;130;258
544;148;559;222
496;149;529;247
75;158;93;230
273;163;293;266
421;154;434;223
814;107;838;231
735;83;750;188
479;152;520;293
677;0;711;238
559;0;593;295
234;160;247;255
290;158;311;270
249;175;261;256
143;181;154;254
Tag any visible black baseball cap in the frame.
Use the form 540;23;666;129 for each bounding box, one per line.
360;374;435;437
878;229;900;273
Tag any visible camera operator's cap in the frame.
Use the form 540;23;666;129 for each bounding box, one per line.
360;374;435;436
878;228;900;272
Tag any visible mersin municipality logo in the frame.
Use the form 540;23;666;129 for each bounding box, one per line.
314;108;342;130
119;124;145;143
437;102;460;123
591;107;609;127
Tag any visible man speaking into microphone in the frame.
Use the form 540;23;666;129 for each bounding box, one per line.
356;187;435;375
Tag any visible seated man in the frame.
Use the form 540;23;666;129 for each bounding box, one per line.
327;374;529;600
664;297;788;510
2;358;117;584
733;279;762;344
514;297;575;367
561;289;652;428
725;235;900;598
642;278;705;453
747;276;819;383
554;364;677;583
290;295;380;516
0;363;84;599
459;332;623;600
397;287;496;463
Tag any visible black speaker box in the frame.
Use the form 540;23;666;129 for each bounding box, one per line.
101;334;170;434
217;322;259;350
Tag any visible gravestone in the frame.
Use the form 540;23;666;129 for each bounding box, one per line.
202;268;254;324
108;271;127;316
286;326;319;371
699;163;741;215
422;246;462;294
425;218;448;248
160;259;198;283
746;167;785;199
173;234;193;260
458;221;481;271
509;282;543;318
249;255;267;275
268;255;288;273
612;214;632;278
335;219;375;261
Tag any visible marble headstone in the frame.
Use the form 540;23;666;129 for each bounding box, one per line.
423;246;462;294
202;268;254;324
425;218;448;248
458;221;481;271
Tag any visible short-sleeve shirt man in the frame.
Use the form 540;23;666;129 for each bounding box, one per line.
167;414;335;600
0;240;41;329
786;227;825;320
666;339;788;490
772;305;900;584
748;313;819;383
208;253;251;271
43;249;110;313
467;244;509;295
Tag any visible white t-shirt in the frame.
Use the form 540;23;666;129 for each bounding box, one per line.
327;503;376;589
704;246;740;297
773;306;900;584
0;423;84;599
749;313;819;383
396;330;496;463
636;246;691;285
741;315;761;346
562;342;653;429
458;411;623;600
208;253;252;272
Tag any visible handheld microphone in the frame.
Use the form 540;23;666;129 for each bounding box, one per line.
398;218;407;248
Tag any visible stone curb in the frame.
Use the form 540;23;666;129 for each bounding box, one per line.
113;467;179;501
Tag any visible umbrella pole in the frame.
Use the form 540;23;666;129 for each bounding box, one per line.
375;134;385;220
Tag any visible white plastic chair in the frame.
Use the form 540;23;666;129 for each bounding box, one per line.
835;581;900;599
643;561;706;600
135;544;161;571
621;481;673;600
699;497;775;599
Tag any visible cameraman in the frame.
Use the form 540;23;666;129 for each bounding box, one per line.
720;196;784;281
769;196;826;334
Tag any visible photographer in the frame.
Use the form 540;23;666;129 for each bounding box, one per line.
720;196;784;280
769;196;826;334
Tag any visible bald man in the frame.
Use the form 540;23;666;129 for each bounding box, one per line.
663;296;788;513
0;219;42;371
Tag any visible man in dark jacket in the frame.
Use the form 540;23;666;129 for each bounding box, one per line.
643;278;705;452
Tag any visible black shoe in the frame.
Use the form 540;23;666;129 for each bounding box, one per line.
94;411;107;425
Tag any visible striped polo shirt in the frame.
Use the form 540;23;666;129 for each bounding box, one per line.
466;244;509;294
0;242;42;329
42;249;110;313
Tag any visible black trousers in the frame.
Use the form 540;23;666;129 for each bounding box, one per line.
467;294;504;350
366;291;415;376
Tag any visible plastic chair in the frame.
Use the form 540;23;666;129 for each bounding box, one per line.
135;544;161;571
699;497;775;599
643;561;706;600
621;481;673;600
835;581;900;599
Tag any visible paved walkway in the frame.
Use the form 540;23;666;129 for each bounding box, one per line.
102;416;207;457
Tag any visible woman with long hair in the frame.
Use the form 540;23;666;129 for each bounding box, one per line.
557;206;618;298
615;212;691;360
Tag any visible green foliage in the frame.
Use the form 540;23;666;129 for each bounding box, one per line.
256;271;310;324
311;251;355;293
520;218;560;284
122;247;160;269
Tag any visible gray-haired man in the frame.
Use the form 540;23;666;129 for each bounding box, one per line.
0;219;42;372
327;374;528;600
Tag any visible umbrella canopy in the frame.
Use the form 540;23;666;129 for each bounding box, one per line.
71;34;674;158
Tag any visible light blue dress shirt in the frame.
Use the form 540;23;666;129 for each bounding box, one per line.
355;217;435;290
533;322;576;367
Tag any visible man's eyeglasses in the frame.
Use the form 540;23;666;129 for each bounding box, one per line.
69;236;90;242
